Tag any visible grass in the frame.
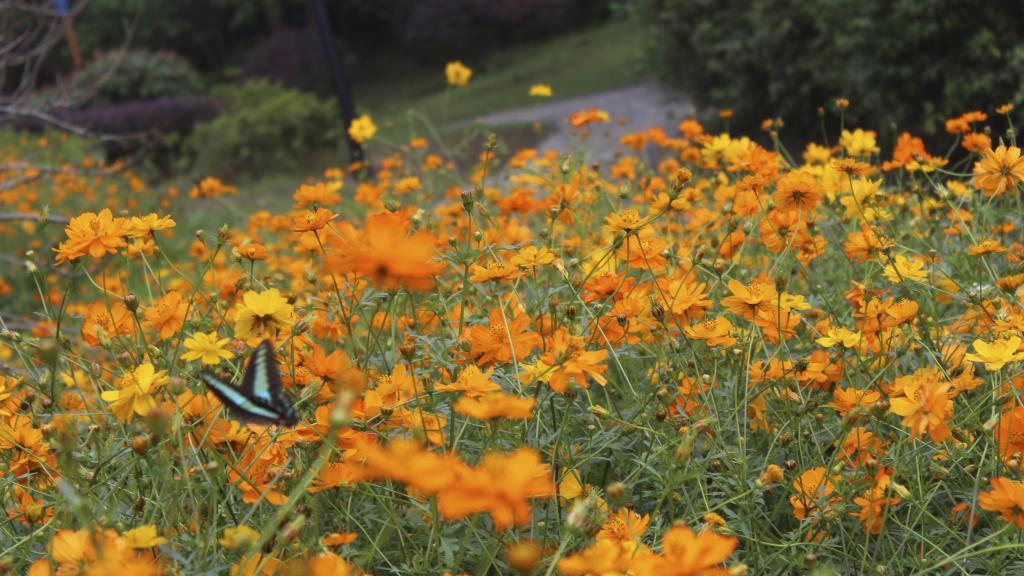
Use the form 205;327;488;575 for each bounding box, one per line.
355;20;648;129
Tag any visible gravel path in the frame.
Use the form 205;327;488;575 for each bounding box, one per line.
458;82;693;162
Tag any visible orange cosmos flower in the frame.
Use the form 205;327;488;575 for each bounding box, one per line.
54;208;130;263
844;225;889;263
569;107;611;128
292;208;337;232
839;427;885;466
962;132;992;153
832;158;873;177
322;532;358;547
293;181;342;208
790;467;839;520
348;438;457;496
604;208;645;235
7;485;52;525
967;239;1006;255
81;300;135;346
142;290;189;340
189;176;237;198
996;406;1024;460
454;393;535;420
828;386;880;417
437;448;554;529
978;477;1024;528
557;539;638;575
537;328;608;393
331;212;445;291
629;525;738;576
883;132;931;170
722;278;777;321
973;145;1024;196
305;551;358;576
469;261;522;283
774;170;822;211
888;378;953;442
655;276;712;323
236;242;268;261
0;416;57;478
463;308;541;366
683;316;736;346
852;471;901;534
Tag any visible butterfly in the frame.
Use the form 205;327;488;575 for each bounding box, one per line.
198;340;299;427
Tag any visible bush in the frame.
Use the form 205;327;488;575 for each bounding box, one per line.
71;49;205;104
187;79;342;176
629;0;1024;136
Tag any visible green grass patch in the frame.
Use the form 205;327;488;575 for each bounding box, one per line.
355;19;648;129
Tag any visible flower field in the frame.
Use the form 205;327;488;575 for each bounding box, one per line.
3;99;1024;575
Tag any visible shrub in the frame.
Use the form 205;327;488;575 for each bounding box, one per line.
71;49;205;104
187;79;342;176
628;0;1024;136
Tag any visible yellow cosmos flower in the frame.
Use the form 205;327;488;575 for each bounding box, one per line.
511;245;556;269
122;524;168;548
100;363;169;422
816;327;862;348
348;114;377;144
127;213;176;238
883;254;927;283
529;84;552;97
840;128;880;157
445;60;472;87
219;525;260;549
233;288;294;341
964;336;1024;370
182;331;234;365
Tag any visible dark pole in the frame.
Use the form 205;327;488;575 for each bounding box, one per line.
309;0;364;162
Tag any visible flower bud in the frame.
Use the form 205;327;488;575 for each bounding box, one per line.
123;293;139;313
505;540;542;573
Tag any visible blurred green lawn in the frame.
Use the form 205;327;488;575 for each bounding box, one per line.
357;20;647;136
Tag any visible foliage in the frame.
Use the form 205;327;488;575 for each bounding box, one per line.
628;0;1024;136
71;49;205;104
187;79;341;177
4;81;1024;575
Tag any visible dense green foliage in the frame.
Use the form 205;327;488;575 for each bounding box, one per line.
70;49;204;103
187;80;341;177
628;0;1024;136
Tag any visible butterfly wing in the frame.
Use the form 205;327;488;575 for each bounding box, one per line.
201;340;298;426
199;372;287;425
241;340;298;426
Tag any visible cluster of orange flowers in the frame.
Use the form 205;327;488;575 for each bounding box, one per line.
4;97;1024;573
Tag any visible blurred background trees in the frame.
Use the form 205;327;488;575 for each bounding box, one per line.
6;0;1024;176
627;0;1024;137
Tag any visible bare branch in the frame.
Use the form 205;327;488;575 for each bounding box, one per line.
0;211;70;223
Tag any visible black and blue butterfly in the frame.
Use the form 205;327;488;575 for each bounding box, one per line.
198;340;299;427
